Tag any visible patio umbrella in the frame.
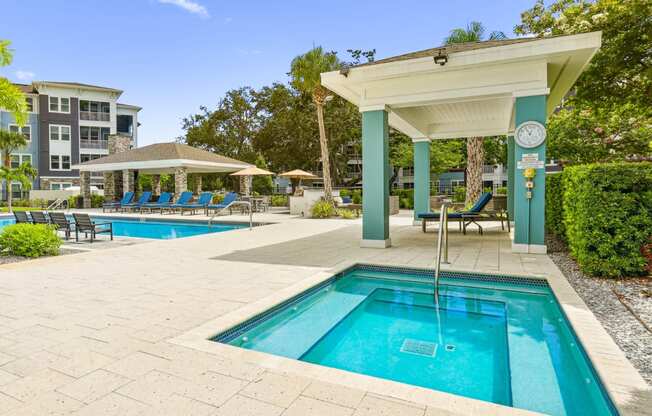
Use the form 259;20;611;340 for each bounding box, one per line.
230;166;275;196
279;169;319;191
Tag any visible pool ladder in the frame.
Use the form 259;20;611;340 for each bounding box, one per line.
208;200;253;230
434;203;449;302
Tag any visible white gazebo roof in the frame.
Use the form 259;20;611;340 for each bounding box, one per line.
73;142;252;174
321;32;602;140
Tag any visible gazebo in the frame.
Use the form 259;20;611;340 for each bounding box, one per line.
73;142;251;207
321;32;602;252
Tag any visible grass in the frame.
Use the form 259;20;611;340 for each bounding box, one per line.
0;207;44;212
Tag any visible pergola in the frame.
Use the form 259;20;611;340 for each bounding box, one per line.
73;142;251;207
321;32;602;252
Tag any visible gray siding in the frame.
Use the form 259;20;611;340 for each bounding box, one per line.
38;95;79;177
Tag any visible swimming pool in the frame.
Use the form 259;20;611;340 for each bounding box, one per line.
213;265;617;416
0;215;247;239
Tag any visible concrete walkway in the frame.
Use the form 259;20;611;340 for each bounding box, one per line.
0;212;646;415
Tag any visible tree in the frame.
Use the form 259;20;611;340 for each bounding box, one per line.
289;47;341;201
0;163;37;213
515;0;651;164
0;130;31;212
0;40;28;126
443;22;506;204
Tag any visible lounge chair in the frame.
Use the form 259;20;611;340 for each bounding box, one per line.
139;192;172;214
161;191;193;214
176;192;214;215
30;211;50;225
72;213;113;243
205;192;238;216
103;191;134;213
49;212;73;240
418;192;493;234
13;211;30;224
120;192;152;212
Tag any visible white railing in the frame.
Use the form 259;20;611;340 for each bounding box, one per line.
80;111;110;122
434;203;449;303
80;139;108;149
208;200;253;230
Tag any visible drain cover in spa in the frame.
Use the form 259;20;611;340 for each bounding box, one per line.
400;339;437;357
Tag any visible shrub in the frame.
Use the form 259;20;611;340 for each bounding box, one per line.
351;189;362;204
336;208;356;219
545;173;565;240
311;200;335;218
496;187;507;195
562;162;652;277
271;195;288;207
453;187;466;203
339;189;351;198
0;223;61;258
91;194;104;208
212;194;225;204
392;189;414;209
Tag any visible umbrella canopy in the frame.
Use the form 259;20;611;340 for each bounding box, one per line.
230;166;275;176
279;169;318;180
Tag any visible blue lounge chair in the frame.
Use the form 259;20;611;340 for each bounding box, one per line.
103;192;134;213
418;192;493;234
161;191;193;214
205;192;238;216
139;192;172;213
121;192;152;212
176;192;214;215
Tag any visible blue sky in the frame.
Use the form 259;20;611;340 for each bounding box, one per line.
1;0;536;145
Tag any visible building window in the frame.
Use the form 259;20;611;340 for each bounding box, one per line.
10;183;24;199
80;100;110;121
80;153;102;163
25;97;34;112
50;155;71;171
80;126;110;149
8;124;31;141
117;115;134;135
10;154;32;169
50;182;72;191
402;167;414;177
49;124;71;141
49;96;70;113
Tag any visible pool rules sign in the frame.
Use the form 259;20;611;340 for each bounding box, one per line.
517;153;545;170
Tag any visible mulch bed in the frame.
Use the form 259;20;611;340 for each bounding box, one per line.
0;248;82;266
546;235;652;385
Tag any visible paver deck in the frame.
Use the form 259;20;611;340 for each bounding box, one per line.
0;210;649;415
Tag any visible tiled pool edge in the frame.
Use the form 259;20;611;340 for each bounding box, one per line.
169;260;651;416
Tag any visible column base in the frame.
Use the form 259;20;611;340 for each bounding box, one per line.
360;238;392;249
512;243;547;254
412;220;422;226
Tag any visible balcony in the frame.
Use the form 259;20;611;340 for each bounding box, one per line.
80;139;108;150
80;111;110;122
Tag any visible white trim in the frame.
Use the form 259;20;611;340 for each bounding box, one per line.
411;137;431;143
513;88;550;98
48;96;71;114
359;104;390;113
512;243;547;254
360;238;392;248
9;153;32;168
49;154;71;172
39;176;79;179
49;124;71;141
8;123;31;142
73;158;252;172
49;182;73;191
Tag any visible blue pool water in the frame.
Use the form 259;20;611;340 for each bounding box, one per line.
0;215;245;239
216;267;617;416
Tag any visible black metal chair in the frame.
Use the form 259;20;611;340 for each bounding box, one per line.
72;213;113;243
30;211;50;225
13;211;30;224
48;212;73;240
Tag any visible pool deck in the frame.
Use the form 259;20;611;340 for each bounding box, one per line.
0;210;649;415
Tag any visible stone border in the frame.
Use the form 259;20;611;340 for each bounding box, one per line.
170;260;651;416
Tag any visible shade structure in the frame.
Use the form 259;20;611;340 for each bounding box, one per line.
230;167;275;176
278;169;318;180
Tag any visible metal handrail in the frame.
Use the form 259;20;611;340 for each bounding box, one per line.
47;198;67;211
208;200;253;230
434;203;449;302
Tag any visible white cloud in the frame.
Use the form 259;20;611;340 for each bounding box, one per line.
158;0;209;18
15;70;35;81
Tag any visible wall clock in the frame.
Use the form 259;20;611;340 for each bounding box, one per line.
515;121;546;148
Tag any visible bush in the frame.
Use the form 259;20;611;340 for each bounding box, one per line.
0;223;61;258
392;189;414;209
545;173;565;240
271;195;288;207
562;162;652;277
212;194;225;204
311;200;336;218
351;190;362;204
336;208;356;219
339;189;351;198
453;187;466;203
91;194;104;208
496;187;507;195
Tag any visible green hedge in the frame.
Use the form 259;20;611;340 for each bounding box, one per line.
545;173;565;240
560;162;652;277
0;223;61;258
391;189;414;209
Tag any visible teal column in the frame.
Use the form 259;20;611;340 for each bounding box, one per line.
361;109;391;248
513;95;547;253
413;139;431;222
507;135;515;219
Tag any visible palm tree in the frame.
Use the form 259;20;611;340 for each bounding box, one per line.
444;22;506;205
0;40;28;126
0;130;30;213
290;47;340;201
0;163;37;213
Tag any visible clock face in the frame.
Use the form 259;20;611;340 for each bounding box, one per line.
515;121;546;148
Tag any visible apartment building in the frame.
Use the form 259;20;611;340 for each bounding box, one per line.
0;81;140;200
